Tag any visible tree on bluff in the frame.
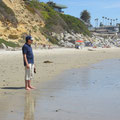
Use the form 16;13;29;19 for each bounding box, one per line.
80;10;91;23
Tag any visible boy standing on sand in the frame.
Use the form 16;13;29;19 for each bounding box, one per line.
22;36;36;90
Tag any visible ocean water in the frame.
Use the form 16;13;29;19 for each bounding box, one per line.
34;59;120;120
1;59;120;120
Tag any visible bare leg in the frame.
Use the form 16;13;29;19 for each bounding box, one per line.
28;80;35;89
25;80;30;90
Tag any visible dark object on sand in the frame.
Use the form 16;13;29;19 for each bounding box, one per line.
88;48;96;51
34;68;36;73
55;109;61;112
43;61;53;63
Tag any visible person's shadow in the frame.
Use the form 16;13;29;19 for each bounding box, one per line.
1;87;25;90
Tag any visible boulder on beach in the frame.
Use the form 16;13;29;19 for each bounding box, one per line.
43;61;53;63
0;43;7;50
88;48;96;51
7;46;15;51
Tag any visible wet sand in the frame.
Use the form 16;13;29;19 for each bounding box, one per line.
1;48;120;119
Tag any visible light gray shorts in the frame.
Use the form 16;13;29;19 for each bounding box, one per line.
25;64;34;80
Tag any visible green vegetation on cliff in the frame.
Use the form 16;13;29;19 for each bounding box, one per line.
25;0;91;36
59;14;90;35
0;39;19;48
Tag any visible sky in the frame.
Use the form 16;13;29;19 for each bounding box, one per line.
39;0;120;26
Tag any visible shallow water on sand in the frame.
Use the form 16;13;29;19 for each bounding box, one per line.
1;59;120;120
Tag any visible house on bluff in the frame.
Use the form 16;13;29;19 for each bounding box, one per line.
47;1;67;13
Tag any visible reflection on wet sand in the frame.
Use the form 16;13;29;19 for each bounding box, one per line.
24;92;35;120
80;68;90;88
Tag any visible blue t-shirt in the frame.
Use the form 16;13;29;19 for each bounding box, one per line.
22;43;34;66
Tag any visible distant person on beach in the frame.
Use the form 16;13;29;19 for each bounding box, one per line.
22;36;36;90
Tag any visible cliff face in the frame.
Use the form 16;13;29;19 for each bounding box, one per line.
0;0;49;45
0;0;90;46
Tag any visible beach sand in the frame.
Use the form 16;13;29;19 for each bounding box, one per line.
0;48;120;89
1;48;120;119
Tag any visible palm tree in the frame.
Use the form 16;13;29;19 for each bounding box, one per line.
107;18;110;26
94;19;96;27
113;19;115;26
105;17;107;26
116;18;118;26
95;19;97;27
96;18;99;27
95;18;99;27
110;19;112;26
102;16;104;26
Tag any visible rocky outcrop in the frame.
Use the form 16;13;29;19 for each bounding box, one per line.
51;31;120;48
91;35;120;48
51;31;86;47
0;43;16;51
0;43;7;50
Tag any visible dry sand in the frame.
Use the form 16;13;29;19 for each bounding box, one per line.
1;47;120;119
